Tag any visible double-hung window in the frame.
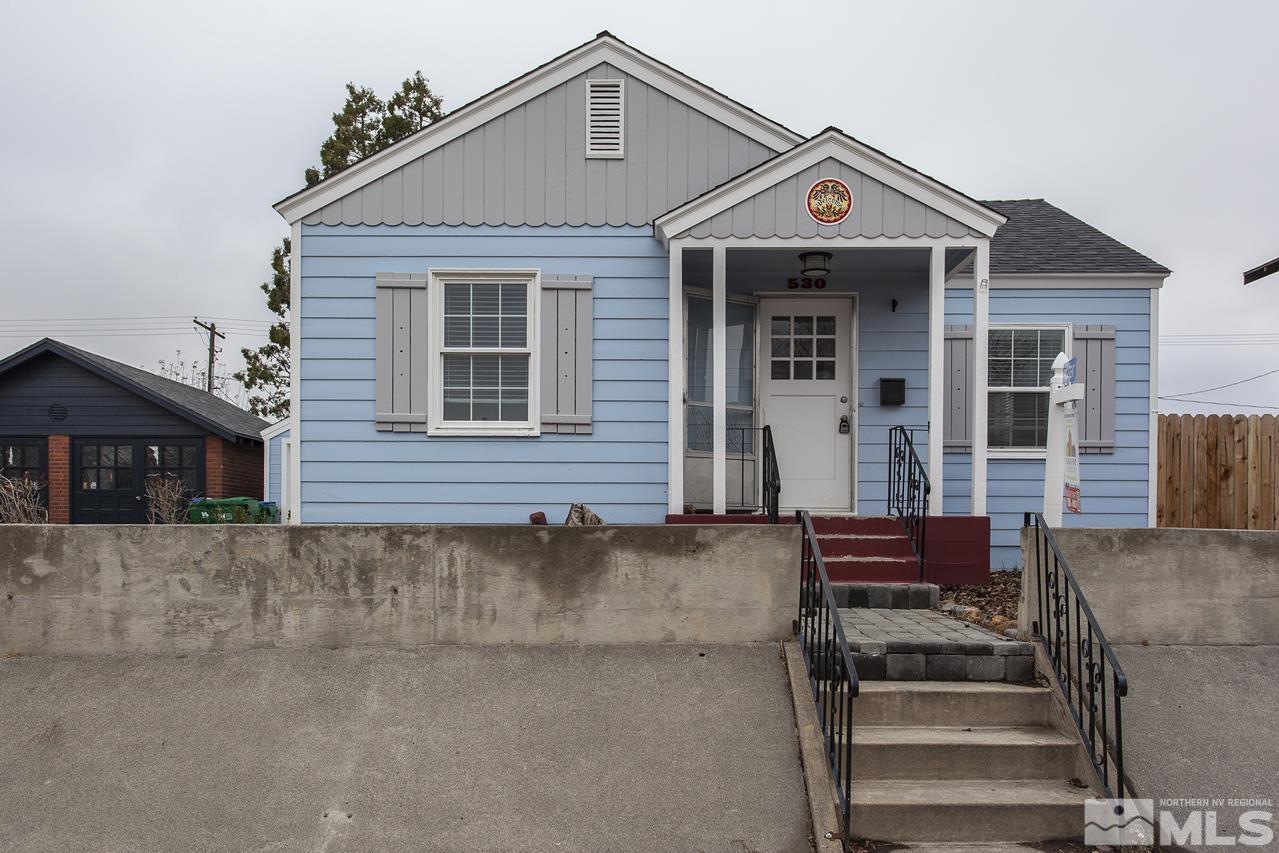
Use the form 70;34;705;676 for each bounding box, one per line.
987;325;1069;451
429;270;539;436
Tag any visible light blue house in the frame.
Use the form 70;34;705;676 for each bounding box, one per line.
270;33;1168;568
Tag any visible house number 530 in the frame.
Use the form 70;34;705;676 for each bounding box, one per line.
787;277;826;289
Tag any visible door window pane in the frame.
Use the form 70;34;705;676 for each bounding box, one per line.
770;313;837;382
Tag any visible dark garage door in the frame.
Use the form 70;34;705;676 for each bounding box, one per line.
73;439;203;524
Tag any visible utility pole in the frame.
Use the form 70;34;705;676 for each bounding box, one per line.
192;318;225;394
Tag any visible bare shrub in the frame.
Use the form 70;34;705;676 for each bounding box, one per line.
144;475;189;525
0;475;48;524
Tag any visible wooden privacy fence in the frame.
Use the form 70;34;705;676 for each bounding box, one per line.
1158;414;1279;529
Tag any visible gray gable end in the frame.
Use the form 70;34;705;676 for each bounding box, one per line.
301;63;780;229
677;156;983;241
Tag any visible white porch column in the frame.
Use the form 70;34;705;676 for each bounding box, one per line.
667;242;684;515
711;245;727;514
927;245;946;515
971;241;990;516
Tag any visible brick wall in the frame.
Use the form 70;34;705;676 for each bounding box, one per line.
47;435;70;524
204;436;263;499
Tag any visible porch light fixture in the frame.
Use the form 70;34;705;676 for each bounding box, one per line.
799;251;832;278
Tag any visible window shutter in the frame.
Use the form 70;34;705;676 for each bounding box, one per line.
540;275;593;434
943;325;974;451
1074;324;1117;453
586;79;624;159
375;272;429;432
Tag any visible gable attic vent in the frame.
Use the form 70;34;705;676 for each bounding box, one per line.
586;79;624;159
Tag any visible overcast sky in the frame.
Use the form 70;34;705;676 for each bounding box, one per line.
3;0;1276;413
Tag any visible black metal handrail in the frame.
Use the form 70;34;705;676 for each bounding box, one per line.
761;425;780;524
887;426;929;580
795;510;859;845
1023;512;1130;803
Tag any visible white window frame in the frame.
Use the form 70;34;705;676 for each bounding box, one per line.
987;322;1071;459
427;268;541;437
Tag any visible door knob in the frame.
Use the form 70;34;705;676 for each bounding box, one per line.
838;415;850;434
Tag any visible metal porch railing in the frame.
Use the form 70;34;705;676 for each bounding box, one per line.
795;510;859;846
1024;513;1131;805
887;425;929;580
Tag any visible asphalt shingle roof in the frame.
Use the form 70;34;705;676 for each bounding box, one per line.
0;339;268;442
982;199;1170;276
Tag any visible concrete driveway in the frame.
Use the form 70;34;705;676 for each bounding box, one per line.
0;644;811;853
1117;643;1279;850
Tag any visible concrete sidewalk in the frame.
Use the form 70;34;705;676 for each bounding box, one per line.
0;644;810;853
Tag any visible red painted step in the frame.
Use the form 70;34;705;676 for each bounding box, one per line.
817;534;917;559
811;515;905;537
810;515;921;582
822;557;921;584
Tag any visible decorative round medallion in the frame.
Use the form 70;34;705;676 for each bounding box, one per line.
806;178;853;225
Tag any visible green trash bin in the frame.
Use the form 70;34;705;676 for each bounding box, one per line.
186;497;263;524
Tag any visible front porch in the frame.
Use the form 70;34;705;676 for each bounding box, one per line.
655;129;1007;528
665;241;992;522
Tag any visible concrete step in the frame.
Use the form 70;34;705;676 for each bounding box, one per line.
853;725;1078;780
854;682;1051;728
850;779;1090;843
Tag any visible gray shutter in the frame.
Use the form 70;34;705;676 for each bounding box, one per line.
540;275;593;434
1074;325;1117;453
375;272;429;432
943;325;974;451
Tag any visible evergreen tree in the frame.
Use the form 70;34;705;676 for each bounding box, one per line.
243;73;443;416
233;240;291;419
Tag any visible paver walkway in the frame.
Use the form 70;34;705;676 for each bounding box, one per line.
840;608;1035;681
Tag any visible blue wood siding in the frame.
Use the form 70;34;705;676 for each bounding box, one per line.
855;279;929;511
944;288;1152;568
298;224;668;523
266;429;288;505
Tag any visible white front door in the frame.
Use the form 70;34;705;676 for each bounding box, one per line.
759;298;854;512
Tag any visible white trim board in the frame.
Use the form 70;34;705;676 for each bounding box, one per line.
260;418;290;441
287;219;301;525
274;34;803;224
948;274;1169;290
655;130;1008;242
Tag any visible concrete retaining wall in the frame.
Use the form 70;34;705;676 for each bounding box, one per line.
0;524;799;655
1021;527;1279;645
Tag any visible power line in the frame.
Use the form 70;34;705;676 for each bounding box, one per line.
0;314;274;324
1159;396;1279;411
1164;366;1279;397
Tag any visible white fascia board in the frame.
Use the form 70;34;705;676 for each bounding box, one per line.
273;37;803;224
655;132;1008;243
260;418;291;441
967;273;1169;289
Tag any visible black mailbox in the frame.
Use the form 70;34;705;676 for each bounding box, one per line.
880;378;906;406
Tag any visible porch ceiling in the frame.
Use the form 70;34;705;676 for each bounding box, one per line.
683;247;970;294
